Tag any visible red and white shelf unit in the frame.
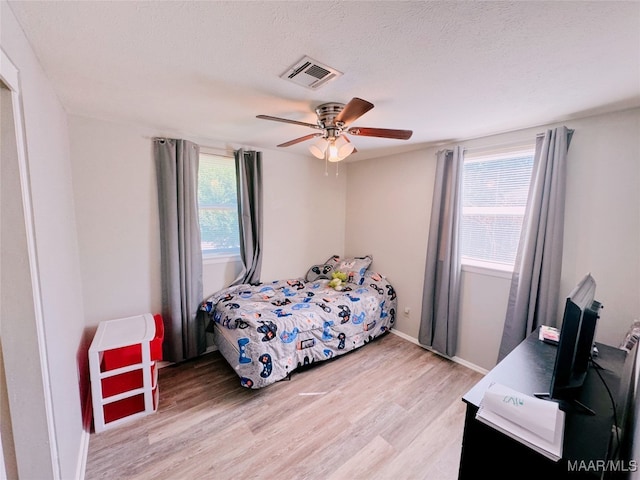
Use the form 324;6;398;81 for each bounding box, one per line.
88;313;163;433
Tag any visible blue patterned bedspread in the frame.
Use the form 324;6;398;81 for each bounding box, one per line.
200;271;397;388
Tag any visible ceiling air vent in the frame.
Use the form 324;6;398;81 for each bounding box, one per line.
280;56;343;90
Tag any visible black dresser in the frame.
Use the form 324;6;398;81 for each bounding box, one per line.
459;328;637;479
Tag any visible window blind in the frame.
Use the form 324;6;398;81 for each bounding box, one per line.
461;148;535;266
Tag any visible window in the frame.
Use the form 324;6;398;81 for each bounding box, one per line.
460;146;535;270
198;153;240;257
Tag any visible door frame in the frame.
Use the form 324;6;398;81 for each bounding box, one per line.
0;47;59;479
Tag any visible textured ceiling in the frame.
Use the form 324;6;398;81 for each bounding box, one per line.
7;0;640;160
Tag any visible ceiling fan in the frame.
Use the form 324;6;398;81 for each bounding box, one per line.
256;97;413;162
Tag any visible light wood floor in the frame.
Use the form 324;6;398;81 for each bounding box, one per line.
85;332;483;480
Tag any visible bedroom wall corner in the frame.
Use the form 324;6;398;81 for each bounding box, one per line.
344;107;640;374
344;148;437;340
260;150;347;282
68;116;349;334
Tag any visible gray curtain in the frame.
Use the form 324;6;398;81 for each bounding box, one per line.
497;126;574;362
419;146;463;357
154;138;204;362
231;149;263;286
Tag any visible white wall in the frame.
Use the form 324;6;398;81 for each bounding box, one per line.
559;108;640;348
457;269;511;370
260;150;347;283
344;148;436;338
68;115;348;331
68;117;163;326
346;107;640;371
1;1;87;478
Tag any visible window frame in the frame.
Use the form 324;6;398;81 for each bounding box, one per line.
460;143;536;273
197;151;241;262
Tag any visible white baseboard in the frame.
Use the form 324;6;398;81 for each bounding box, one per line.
155;346;218;371
390;329;488;375
389;328;421;346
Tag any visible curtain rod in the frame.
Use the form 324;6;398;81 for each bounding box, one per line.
200;144;260;159
462;128;574;154
151;137;236;159
462;138;536;154
200;145;235;159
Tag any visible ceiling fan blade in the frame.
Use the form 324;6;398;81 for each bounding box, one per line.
347;127;413;140
256;114;321;130
277;133;323;147
334;98;374;126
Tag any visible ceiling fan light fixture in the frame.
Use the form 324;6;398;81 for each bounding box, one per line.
314;135;355;162
327;138;340;163
335;135;355;160
309;137;327;159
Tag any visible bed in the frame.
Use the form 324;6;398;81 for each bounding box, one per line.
200;255;397;389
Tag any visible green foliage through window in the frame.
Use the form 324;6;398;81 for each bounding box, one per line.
198;153;240;255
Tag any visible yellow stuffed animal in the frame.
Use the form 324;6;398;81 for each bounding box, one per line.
328;271;348;290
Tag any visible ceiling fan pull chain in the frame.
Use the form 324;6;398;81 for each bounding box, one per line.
325;153;329;176
335;161;339;176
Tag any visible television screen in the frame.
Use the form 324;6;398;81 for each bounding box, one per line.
537;273;602;414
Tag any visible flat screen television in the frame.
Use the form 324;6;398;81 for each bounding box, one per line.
535;273;603;414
